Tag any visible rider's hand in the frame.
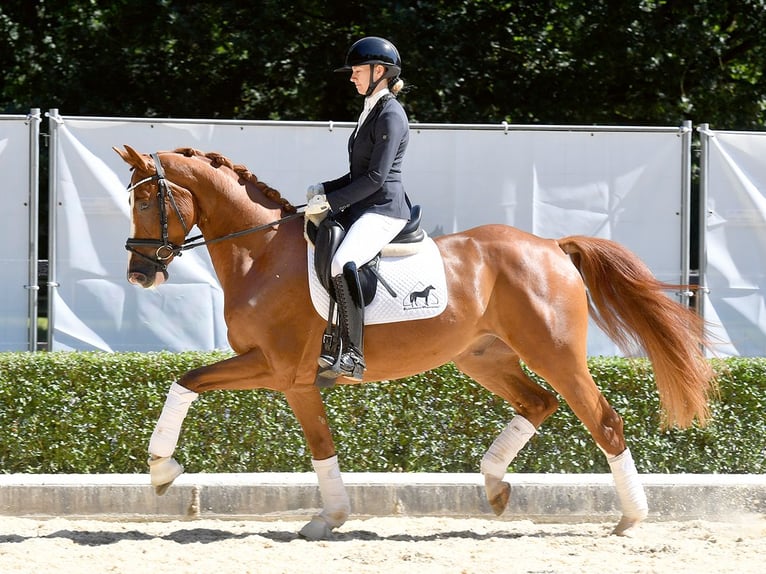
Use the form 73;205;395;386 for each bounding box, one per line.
305;193;330;225
305;193;330;215
306;183;324;202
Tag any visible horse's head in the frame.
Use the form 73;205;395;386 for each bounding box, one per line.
114;145;196;288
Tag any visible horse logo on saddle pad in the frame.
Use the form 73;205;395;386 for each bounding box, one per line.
305;206;448;325
406;284;439;309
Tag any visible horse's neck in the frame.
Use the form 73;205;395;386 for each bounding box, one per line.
191;175;300;283
194;176;283;240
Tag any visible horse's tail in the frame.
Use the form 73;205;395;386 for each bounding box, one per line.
558;235;717;429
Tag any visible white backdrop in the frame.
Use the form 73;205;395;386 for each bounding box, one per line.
0;115;36;351
48;113;689;355
700;127;766;356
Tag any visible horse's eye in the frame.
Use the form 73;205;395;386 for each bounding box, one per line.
138;201;151;211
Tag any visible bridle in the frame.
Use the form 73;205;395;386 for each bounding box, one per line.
125;152;304;280
124;153;189;279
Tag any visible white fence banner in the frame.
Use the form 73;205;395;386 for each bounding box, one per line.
49;114;689;355
700;128;766;356
406;125;689;277
0;114;37;351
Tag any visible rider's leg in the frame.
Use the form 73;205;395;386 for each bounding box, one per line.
317;213;406;380
329;212;407;277
318;262;366;380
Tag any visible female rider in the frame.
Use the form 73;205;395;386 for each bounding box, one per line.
306;36;411;381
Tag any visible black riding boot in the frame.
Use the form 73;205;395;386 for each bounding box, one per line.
317;262;366;381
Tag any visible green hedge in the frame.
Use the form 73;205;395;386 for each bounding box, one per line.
0;352;763;474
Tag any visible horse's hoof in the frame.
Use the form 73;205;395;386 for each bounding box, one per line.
153;483;169;496
611;515;642;537
299;516;336;541
488;481;511;516
148;456;184;495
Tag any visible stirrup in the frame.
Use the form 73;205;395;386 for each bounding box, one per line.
317;315;340;370
317;350;365;382
316;331;340;370
317;353;335;369
339;351;366;381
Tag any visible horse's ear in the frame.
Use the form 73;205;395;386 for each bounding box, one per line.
113;145;152;171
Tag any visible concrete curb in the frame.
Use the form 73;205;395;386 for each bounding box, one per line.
0;473;763;522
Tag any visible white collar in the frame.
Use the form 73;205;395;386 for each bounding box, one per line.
363;88;390;112
354;89;391;138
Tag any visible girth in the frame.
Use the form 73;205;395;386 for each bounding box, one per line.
306;205;425;306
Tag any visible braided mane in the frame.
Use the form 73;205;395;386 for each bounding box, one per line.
172;147;297;214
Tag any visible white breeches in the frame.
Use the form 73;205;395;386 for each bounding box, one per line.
331;212;407;276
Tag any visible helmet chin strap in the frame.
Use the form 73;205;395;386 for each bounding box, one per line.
365;64;386;96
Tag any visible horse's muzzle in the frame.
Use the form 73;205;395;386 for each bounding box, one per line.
127;267;166;288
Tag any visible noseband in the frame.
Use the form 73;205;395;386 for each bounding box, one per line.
125;153;189;280
125;152;305;280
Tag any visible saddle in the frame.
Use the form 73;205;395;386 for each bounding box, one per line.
305;205;426;305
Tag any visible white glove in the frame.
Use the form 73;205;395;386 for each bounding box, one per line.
306;183;324;201
305;193;331;225
305;193;330;215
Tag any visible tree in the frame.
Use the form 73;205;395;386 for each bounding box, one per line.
2;0;766;128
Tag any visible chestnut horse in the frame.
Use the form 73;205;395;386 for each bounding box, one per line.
115;145;715;539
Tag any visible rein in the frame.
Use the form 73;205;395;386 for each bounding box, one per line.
179;211;304;251
125;152;305;279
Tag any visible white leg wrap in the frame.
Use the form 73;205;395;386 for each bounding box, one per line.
312;455;351;527
299;455;351;540
148;382;198;458
480;415;536;479
607;448;648;521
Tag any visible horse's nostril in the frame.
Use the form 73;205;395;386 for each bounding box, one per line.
128;271;148;286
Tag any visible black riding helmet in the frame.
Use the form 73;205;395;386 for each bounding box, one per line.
335;36;402;96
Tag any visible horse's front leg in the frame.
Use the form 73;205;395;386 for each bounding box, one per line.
147;349;282;495
284;386;350;541
148;382;198;494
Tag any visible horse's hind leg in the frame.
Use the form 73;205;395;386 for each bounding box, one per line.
457;336;648;535
454;338;559;515
531;355;648;536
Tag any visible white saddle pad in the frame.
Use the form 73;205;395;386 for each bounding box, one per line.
307;237;448;325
